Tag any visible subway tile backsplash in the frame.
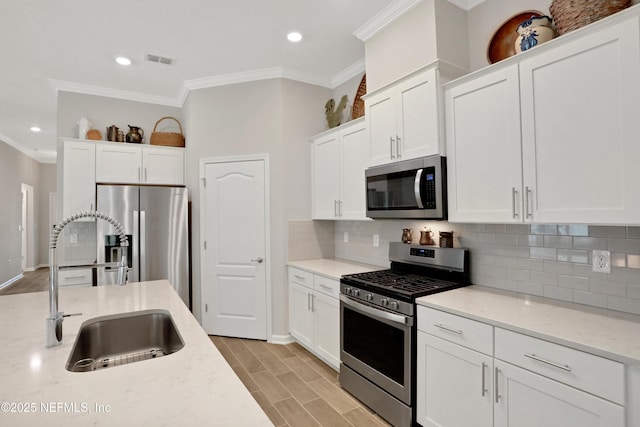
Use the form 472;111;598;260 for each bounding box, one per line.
332;220;640;316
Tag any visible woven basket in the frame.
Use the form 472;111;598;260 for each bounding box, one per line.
150;116;185;147
550;0;631;35
351;74;366;120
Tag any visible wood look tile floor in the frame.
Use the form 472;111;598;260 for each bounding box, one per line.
210;336;392;427
0;267;49;295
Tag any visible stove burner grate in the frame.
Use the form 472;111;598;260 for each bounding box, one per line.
344;270;461;295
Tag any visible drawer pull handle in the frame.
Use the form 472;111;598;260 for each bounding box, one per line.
319;284;332;290
294;275;306;280
434;324;463;335
63;276;85;280
524;353;572;372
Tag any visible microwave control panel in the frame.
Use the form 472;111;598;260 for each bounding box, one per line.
423;167;436;209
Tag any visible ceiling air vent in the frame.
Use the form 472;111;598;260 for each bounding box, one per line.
145;54;174;65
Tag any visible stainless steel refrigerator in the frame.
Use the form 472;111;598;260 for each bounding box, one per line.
96;184;190;308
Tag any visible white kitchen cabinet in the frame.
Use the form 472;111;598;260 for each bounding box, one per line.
57;139;96;220
96;143;185;185
494;360;624;427
365;62;465;167
445;65;523;223
417;332;493;427
417;306;626;427
445;13;640;224
57;268;93;287
288;267;340;370
311;118;367;220
518;18;640;224
289;281;314;349
366;66;441;166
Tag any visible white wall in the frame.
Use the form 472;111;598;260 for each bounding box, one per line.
183;78;331;338
0;141;46;285
365;0;468;92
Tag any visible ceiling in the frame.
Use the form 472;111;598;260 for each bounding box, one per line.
0;0;401;163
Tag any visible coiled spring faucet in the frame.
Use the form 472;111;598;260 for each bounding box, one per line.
46;211;129;347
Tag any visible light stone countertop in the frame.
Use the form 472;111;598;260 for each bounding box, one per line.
0;280;272;426
417;285;640;364
287;258;383;280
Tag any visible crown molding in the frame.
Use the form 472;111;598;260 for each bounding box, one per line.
354;0;423;41
330;58;365;88
0;131;55;163
181;66;332;100
47;79;183;107
446;0;486;11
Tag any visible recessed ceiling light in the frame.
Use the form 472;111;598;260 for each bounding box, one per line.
30;126;41;132
115;56;132;66
287;32;302;42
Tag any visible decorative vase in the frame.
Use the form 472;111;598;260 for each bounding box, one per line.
514;15;556;54
76;117;92;139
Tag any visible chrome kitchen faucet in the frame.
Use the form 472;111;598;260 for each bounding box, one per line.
46;211;129;348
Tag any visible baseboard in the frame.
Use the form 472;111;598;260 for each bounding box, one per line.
36;263;48;270
0;274;24;290
24;267;36;272
269;333;294;345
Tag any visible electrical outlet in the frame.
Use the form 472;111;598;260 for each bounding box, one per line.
592;250;611;273
343;232;349;243
373;234;380;247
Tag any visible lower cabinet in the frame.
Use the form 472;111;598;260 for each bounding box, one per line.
417;306;625;427
57;269;93;287
288;267;340;370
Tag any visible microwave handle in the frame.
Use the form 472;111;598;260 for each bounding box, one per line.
414;169;424;208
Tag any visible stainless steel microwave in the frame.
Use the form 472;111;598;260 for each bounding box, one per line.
365;155;447;219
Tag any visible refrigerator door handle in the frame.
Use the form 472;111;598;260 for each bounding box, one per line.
140;210;146;282
133;210;140;283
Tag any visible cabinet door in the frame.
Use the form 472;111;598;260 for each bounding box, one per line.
494;360;624;427
417;332;493;427
396;70;440;160
311;134;341;219
445;65;523;223
61;141;96;219
289;282;313;349
366;90;396;166
95;144;142;183
339;124;368;220
312;292;340;370
142;146;184;185
520;19;640;224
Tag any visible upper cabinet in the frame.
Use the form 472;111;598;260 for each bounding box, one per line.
57;139;96;220
446;11;640;224
311;118;368;220
95;143;185;185
365;62;466;167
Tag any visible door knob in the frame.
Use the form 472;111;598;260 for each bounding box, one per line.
251;257;264;263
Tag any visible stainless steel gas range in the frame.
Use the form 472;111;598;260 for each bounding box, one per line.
339;242;470;427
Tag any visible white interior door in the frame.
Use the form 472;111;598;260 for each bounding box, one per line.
201;157;268;339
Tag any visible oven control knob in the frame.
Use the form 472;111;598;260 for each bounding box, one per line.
366;293;374;302
344;287;352;295
353;289;360;297
381;298;389;306
390;301;399;310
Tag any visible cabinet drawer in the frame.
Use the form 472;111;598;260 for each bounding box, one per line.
417;306;493;356
495;328;624;404
58;269;93;287
314;275;339;299
288;267;313;289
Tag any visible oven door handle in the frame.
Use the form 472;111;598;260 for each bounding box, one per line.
340;295;412;326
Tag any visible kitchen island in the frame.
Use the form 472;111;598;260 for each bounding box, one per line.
0;280;272;426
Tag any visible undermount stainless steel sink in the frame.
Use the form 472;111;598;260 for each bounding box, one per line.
66;309;184;373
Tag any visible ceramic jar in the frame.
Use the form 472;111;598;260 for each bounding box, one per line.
515;15;556;54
